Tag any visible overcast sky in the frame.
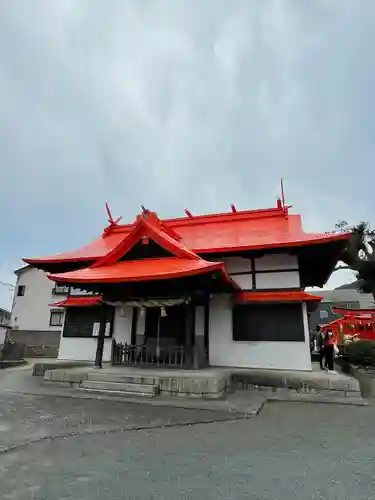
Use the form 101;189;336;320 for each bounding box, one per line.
1;0;374;309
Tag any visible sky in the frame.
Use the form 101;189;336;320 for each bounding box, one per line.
1;0;374;310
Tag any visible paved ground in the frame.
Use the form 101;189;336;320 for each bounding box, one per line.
0;363;374;499
1;400;375;499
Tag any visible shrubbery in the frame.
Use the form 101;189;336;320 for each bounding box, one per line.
344;340;375;368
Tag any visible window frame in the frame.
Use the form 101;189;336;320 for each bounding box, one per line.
49;309;64;327
17;285;25;297
62;306;114;338
232;303;305;343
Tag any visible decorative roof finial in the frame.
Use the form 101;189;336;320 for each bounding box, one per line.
230;204;237;213
105;201;122;226
280;178;286;208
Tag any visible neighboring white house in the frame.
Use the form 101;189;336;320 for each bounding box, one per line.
10;266;70;356
11;265;66;332
10;266;98;356
0;307;11;345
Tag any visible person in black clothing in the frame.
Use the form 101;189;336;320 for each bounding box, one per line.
316;325;325;370
324;329;335;372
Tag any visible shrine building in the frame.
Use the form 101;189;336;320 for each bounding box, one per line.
23;197;350;371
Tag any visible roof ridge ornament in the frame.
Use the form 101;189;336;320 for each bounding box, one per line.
105;202;122;226
279;178;292;217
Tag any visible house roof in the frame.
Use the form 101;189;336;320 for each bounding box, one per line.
14;265;31;275
235;291;323;303
47;257;238;287
23;203;351;266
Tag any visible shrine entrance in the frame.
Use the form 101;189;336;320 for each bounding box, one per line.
111;299;200;369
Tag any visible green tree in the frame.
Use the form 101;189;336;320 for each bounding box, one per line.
333;221;375;300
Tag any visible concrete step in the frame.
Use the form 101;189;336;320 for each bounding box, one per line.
81;380;159;396
79;388;157;398
87;373;157;385
243;378;361;393
267;392;368;406
251;385;361;397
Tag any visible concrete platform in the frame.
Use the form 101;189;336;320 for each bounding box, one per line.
43;362;361;400
230;365;361;393
44;366;230;399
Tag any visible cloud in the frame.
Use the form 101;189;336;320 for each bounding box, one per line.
1;0;374;308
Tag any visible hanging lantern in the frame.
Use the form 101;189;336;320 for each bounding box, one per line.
160;307;167;317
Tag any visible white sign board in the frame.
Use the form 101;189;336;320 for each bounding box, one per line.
92;322;111;337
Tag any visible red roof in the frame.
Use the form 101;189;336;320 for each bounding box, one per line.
23;204;351;266
47;257;239;287
49;296;102;307
332;307;375;316
236;291;323;303
91;210;200;268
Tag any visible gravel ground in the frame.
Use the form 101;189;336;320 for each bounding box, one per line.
0;393;375;500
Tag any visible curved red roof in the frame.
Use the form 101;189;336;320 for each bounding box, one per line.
24;205;351;266
47;257;238;286
236;291;323;303
49;296;102;307
92;210;200;268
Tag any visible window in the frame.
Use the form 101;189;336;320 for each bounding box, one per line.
17;285;25;297
63;307;114;338
320;310;329;319
49;310;64;327
232;303;305;342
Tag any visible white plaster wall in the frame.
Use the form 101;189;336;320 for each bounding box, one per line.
57;305;133;362
221;257;252;273
11;267;66;331
255;271;300;289
208;295;312;371
112;306;133;344
302;302;312;369
217;253;300;290
0;325;7;344
231;274;253;289
58;337;112;362
136;308;146;342
254;253;298;271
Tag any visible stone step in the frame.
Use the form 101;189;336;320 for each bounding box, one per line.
237;376;361;393
252;384;361;395
79;388;157;398
81;380;159;395
267;392;368;406
87;373;157;385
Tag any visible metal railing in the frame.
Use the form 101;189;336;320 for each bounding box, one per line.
111;340;185;368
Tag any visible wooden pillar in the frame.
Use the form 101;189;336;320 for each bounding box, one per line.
204;295;210;358
95;304;107;368
184;303;195;369
130;307;138;345
194;305;207;369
